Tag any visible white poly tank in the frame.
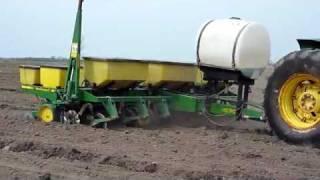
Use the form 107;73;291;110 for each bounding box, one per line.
197;18;271;79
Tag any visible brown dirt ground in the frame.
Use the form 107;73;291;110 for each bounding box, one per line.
0;59;319;180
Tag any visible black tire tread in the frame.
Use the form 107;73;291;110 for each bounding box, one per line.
264;49;320;144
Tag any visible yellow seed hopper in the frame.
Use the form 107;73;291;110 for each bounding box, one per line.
19;65;41;86
84;57;149;89
146;61;198;89
40;65;84;89
83;57;205;89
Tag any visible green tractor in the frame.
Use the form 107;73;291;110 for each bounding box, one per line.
264;40;320;143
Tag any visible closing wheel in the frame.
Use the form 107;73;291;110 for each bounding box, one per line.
265;50;320;143
135;107;171;128
135;118;151;128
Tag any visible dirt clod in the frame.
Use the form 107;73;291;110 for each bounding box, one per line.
144;162;157;173
281;157;287;161
219;132;229;140
244;153;263;159
10;142;35;152
0;104;8;109
42;147;66;159
2;146;10;151
39;173;51;180
172;149;178;153
66;148;95;162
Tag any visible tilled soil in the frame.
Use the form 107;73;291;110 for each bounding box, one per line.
0;60;319;180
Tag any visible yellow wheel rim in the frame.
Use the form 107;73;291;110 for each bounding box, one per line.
279;74;320;131
38;106;54;123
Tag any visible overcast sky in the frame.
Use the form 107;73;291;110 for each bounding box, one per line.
1;0;319;63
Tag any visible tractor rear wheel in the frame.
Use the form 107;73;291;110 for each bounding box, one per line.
264;50;320;143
